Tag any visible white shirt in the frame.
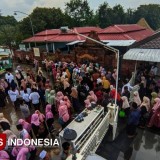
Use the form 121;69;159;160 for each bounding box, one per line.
23;93;30;102
20;90;24;97
26;88;31;95
8;90;19;102
29;92;40;104
5;73;14;83
97;78;102;84
151;66;158;75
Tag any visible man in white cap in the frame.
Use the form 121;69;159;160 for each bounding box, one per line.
39;150;50;160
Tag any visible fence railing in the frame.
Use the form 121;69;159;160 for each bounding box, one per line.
79;110;111;160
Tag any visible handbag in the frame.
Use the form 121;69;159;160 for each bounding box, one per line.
119;109;126;118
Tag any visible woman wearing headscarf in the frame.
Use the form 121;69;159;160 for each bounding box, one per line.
102;77;110;93
148;98;160;128
63;96;72;117
110;85;121;105
3;130;17;152
0;79;8;95
58;100;70;129
151;92;158;106
0;113;10;131
84;99;91;109
17;147;29;160
133;91;141;106
127;102;140;138
45;104;54;130
48;90;56;105
3;130;16;139
35;110;48;138
0;150;10;160
56;91;64;108
63;78;71;95
121;96;130;116
31;113;40;138
15;70;24;87
18;119;31;135
12;146;22;159
89;91;97;103
139;96;150;128
70;87;81;113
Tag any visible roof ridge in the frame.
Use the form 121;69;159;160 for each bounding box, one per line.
114;25;125;32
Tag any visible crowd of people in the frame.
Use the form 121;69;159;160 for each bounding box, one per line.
0;60;160;160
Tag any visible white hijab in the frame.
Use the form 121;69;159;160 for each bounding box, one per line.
133;91;141;106
121;96;130;109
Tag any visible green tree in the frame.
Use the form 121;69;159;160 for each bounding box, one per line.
111;4;126;24
0;15;17;26
133;4;160;30
19;7;67;37
65;0;93;27
0;25;21;50
125;8;135;24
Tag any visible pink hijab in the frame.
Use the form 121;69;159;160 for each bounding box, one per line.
64;96;71;108
152;98;160;111
56;91;64;102
133;91;141;106
31;113;40;126
17;147;29;160
18;119;31;133
89;91;97;102
35;110;45;122
12;146;22;157
84;99;91;108
45;104;54;120
58;100;69;122
0;150;10;159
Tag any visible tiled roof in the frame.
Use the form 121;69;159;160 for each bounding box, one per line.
100;24;146;33
73;27;102;33
98;34;133;40
35;29;61;36
23;35;58;42
23;25;154;43
48;34;86;42
131;31;160;49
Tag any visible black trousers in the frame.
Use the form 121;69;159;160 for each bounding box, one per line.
33;103;40;110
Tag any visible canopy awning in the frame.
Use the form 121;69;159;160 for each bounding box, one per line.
123;48;160;62
102;40;136;46
66;40;85;45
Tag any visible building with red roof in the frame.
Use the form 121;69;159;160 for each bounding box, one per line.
22;24;154;52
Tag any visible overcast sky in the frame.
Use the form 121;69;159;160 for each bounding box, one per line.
1;0;160;20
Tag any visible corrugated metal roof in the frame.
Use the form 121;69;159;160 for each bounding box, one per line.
102;40;136;46
123;48;160;62
100;24;146;33
0;51;10;56
66;40;85;45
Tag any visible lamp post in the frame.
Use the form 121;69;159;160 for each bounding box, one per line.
14;11;36;47
68;28;120;110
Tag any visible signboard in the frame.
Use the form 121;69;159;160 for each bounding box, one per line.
33;48;40;57
19;44;26;51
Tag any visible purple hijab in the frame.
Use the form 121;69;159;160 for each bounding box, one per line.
45;104;53;120
31;113;40;126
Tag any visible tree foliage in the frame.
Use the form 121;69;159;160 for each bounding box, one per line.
65;0;94;27
0;25;21;49
133;4;160;30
